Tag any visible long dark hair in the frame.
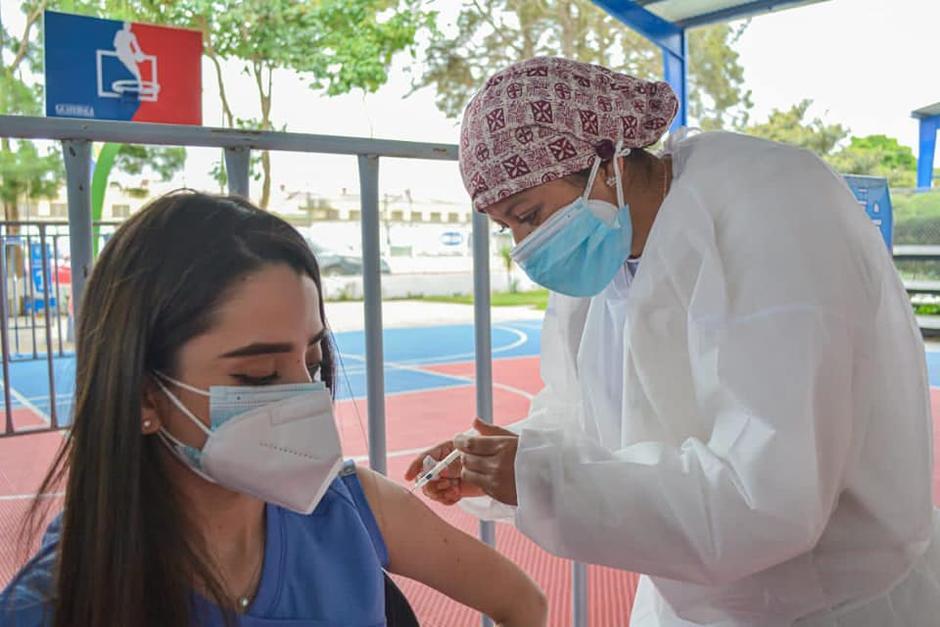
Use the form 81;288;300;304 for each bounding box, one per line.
24;190;334;627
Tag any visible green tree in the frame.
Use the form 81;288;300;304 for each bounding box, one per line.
746;99;849;156
499;244;516;293
1;1;61;222
135;0;436;208
829;135;917;188
414;0;752;130
1;1;187;224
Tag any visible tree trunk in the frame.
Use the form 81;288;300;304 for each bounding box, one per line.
254;63;274;209
209;52;235;128
260;150;271;209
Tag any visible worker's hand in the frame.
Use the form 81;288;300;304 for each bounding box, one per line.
404;437;485;505
455;418;519;506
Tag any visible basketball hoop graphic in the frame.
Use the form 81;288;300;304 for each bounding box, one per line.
95;22;160;101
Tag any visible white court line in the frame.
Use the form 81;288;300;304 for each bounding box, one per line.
341;324;530;368
24;393;73;402
396;324;529;365
1;384;51;425
0;491;64;502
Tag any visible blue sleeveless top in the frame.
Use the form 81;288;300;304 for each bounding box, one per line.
0;461;388;626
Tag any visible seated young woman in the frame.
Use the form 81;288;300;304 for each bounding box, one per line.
0;191;547;627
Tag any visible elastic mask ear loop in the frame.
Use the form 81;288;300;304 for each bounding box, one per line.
153;374;213;437
582;155;604;201
154;371;210;398
612;140;631;210
156;430;218;484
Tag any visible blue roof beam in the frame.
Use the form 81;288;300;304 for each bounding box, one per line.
591;1;687;130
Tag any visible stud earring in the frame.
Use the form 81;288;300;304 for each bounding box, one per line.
143;419;152;430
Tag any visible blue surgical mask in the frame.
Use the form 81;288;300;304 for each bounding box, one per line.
511;142;633;298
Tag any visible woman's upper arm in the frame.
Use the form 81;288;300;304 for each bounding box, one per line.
355;466;542;621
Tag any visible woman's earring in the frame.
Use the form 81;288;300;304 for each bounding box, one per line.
143;419;153;431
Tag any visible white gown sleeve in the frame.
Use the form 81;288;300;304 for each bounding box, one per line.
460;292;591;522
514;303;856;584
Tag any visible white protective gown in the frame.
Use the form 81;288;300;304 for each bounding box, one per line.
464;131;940;625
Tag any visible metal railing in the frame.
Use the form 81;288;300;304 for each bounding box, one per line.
0;114;590;626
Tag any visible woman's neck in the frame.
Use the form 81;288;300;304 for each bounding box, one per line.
624;155;672;258
166;453;267;603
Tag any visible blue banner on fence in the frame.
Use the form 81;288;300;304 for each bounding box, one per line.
844;175;893;251
27;243;57;313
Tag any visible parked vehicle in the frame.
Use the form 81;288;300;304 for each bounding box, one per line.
305;238;391;277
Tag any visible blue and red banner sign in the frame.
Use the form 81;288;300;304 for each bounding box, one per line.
44;11;202;125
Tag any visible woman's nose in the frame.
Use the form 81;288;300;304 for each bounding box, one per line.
512;224;533;244
285;360;314;384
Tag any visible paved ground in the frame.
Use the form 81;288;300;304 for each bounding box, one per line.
2;317;940;626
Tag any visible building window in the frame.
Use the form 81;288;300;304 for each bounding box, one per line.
310;208;340;221
430;212;442;223
391;210;405;221
110;204;130;219
410;211;422;222
50;203;68;219
349;210;362;221
448;212;460;223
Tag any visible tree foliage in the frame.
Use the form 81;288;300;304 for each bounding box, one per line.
414;0;751;130
745;101;917;187
132;0;435;208
746;99;849;156
829;135;918;188
1;0;187;221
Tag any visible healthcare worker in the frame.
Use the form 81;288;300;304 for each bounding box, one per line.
406;56;940;625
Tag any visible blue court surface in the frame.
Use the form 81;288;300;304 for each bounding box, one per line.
0;320;544;426
6;319;940;428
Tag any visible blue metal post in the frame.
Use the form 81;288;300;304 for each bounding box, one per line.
591;1;687;129
471;210;496;627
224;146;251;197
61;140;93;319
662;30;688;129
572;562;589;627
917;116;938;191
358;154;388;476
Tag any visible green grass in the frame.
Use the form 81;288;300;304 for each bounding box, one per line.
419;289;550;310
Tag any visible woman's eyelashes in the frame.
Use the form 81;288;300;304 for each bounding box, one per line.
232;372;278;386
515;205;542;226
231;361;321;386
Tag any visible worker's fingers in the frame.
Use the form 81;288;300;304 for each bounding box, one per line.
460;467;493;493
472;417;515;437
404;440;455;480
461;452;497;474
422;479;461;505
454;434;514;456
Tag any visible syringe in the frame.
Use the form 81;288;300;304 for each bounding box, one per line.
412;449;462;492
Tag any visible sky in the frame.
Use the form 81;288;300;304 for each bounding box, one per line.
1;0;937;206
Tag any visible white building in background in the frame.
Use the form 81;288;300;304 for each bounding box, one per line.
16;179;171;223
14;182;487;256
274;186;479;258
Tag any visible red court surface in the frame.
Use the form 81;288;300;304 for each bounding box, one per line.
1;355;940;626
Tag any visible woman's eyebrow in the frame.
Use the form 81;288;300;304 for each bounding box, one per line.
220;342;293;358
220;329;326;359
